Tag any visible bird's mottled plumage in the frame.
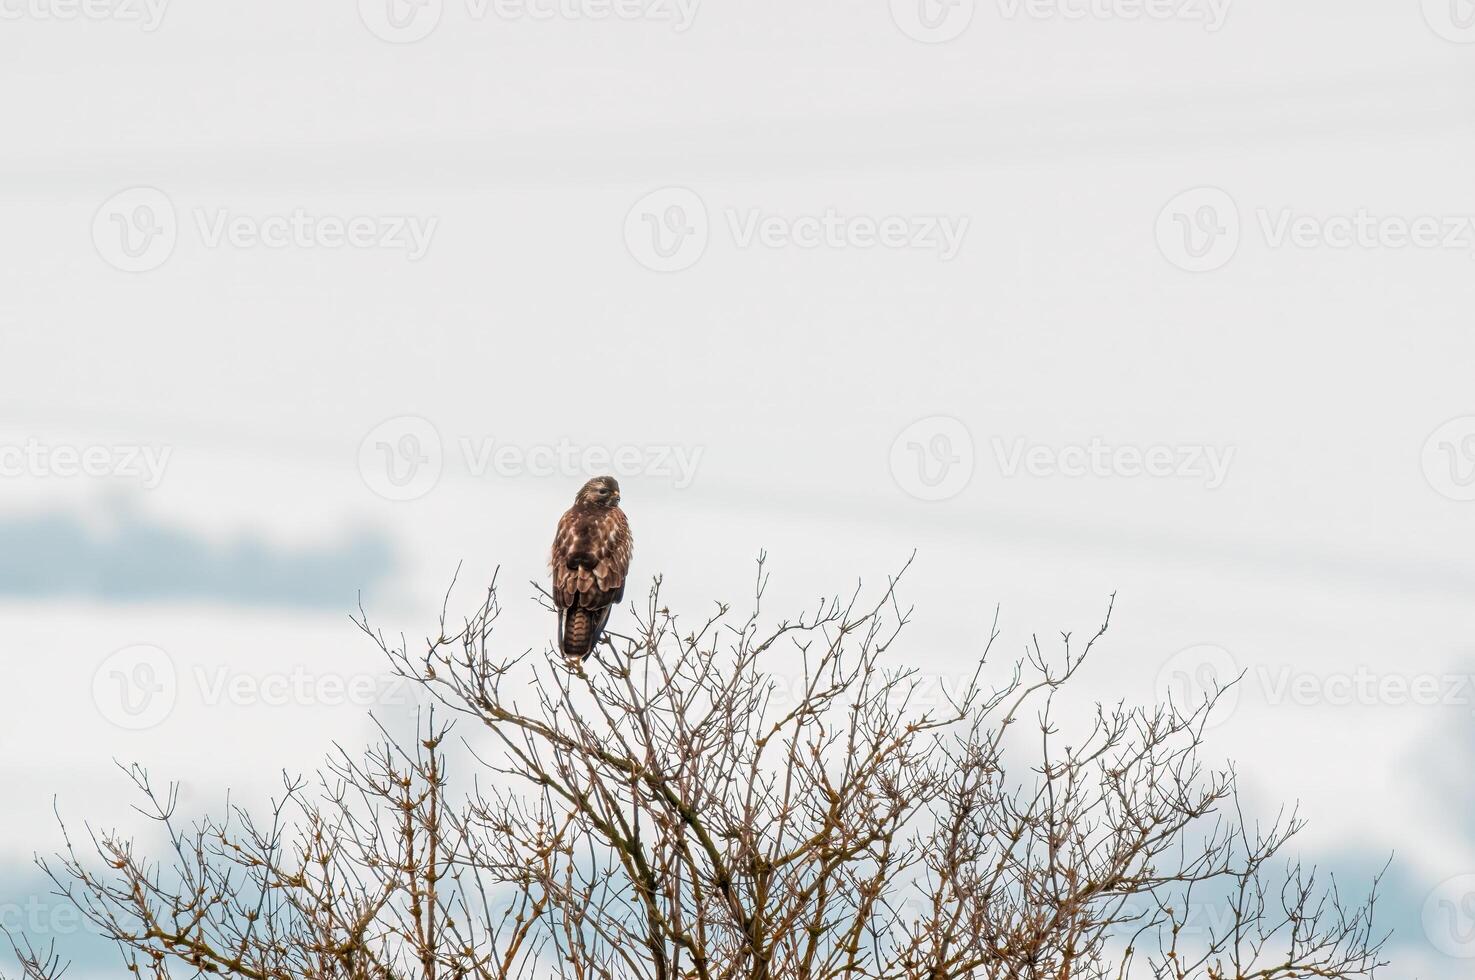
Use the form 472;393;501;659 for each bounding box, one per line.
550;476;633;659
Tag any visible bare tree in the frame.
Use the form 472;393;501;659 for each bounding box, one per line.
9;559;1388;980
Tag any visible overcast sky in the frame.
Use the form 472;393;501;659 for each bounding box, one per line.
2;0;1474;975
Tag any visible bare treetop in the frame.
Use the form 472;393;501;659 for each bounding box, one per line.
10;559;1387;980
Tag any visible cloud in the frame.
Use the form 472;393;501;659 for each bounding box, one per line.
1409;694;1475;838
0;503;394;609
0;867;114;977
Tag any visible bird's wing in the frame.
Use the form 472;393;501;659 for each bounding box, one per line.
551;507;631;610
550;508;582;609
592;509;631;605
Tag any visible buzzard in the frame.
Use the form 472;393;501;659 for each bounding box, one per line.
550;475;633;660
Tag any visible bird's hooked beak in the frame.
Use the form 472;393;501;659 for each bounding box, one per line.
611;493;622;506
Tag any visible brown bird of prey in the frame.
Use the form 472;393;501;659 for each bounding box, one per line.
550;475;633;659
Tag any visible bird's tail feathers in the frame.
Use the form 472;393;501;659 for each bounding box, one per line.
559;606;611;660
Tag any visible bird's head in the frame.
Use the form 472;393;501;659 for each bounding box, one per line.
576;476;622;508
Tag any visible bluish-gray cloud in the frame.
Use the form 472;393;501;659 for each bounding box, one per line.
0;504;394;609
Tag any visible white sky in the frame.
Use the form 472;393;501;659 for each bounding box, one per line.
2;0;1473;975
